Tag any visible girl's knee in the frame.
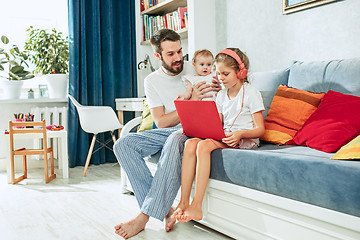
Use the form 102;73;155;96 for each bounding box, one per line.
197;139;216;154
185;138;198;147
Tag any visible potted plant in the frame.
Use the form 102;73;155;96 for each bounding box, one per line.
24;26;69;98
0;35;34;99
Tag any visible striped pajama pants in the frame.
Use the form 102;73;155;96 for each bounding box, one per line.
113;126;188;221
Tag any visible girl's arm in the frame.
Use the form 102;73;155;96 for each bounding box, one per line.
222;111;265;148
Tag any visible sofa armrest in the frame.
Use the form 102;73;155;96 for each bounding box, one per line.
120;116;142;138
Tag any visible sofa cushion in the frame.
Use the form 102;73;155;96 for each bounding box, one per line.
137;99;157;132
210;144;360;217
248;68;289;118
288;58;360;97
288;91;360;153
332;135;360;160
261;85;325;145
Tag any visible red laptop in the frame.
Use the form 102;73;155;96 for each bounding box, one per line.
174;100;226;141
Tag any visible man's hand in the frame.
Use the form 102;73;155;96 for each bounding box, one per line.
190;81;213;100
211;75;222;92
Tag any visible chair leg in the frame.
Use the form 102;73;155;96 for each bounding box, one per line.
11;153;27;184
50;151;55;176
44;151;49;183
11;152;15;184
112;133;117;143
83;134;97;177
44;151;56;184
23;155;27;179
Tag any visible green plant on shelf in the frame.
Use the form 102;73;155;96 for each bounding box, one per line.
0;35;34;80
24;26;69;75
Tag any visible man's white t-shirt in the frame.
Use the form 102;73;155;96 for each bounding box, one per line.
144;61;195;114
216;82;264;137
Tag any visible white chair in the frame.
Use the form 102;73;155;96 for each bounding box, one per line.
68;95;123;176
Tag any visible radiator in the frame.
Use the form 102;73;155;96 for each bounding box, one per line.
30;107;68;159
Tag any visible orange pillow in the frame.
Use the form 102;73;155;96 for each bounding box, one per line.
261;85;325;145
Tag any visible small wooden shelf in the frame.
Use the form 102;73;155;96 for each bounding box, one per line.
141;0;187;15
140;27;188;45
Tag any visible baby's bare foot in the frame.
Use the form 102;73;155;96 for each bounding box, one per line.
115;213;148;239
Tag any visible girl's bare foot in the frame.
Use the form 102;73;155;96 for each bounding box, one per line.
171;202;189;220
165;208;176;232
115;213;149;239
177;204;203;222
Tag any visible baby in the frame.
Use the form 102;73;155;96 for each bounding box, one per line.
180;49;217;101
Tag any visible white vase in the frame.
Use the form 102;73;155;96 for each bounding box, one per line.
46;74;69;99
0;80;23;99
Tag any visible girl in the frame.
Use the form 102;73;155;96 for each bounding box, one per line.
171;48;265;222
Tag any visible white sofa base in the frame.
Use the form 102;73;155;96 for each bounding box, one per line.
121;161;360;240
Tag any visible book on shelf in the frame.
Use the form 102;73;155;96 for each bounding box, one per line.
141;0;165;12
177;7;187;29
142;7;188;42
140;0;145;11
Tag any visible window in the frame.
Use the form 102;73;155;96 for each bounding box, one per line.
0;0;68;97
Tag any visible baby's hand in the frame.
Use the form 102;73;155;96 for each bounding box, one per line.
176;95;185;101
178;91;192;100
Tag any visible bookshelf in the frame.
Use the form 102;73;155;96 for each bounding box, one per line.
140;0;188;45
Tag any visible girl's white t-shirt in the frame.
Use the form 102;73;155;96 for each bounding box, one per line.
144;61;195;114
216;82;264;136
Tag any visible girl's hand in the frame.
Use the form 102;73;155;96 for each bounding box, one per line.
222;131;243;148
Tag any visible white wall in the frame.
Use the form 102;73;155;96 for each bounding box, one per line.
218;0;360;72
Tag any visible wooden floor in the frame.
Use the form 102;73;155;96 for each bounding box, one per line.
0;163;233;240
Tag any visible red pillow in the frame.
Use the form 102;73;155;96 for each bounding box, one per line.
288;90;360;153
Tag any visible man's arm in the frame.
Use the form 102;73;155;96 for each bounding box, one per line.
150;106;180;128
190;77;221;100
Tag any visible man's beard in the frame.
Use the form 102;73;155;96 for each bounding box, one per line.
161;57;184;75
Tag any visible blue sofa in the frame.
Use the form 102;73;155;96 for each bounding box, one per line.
120;58;360;240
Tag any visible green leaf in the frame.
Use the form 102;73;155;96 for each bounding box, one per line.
1;35;9;44
21;74;35;80
9;60;19;66
11;65;24;74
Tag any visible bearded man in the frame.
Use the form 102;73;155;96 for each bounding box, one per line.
113;29;219;239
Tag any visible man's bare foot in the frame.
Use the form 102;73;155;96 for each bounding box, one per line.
171;202;189;220
115;213;149;239
165;207;177;232
176;204;203;222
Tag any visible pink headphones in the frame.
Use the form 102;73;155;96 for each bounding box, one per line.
216;49;248;79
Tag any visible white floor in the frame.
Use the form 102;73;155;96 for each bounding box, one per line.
0;163;233;240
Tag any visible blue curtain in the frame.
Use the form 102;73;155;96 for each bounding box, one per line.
67;0;137;167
